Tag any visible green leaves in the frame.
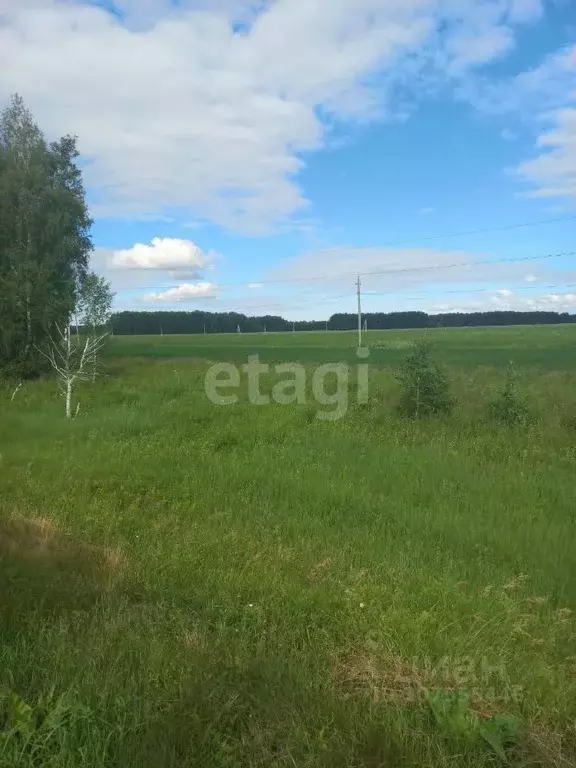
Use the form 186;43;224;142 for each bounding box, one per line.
425;689;476;738
425;689;519;762
479;713;519;761
489;362;533;426
396;339;454;418
78;272;114;330
0;688;97;764
5;691;34;737
0;95;92;377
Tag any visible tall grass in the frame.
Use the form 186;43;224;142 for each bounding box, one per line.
1;330;575;766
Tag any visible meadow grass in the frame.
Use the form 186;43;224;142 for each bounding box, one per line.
105;324;576;368
1;327;575;766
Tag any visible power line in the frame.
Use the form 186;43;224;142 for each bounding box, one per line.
364;281;576;300
313;214;576;254
119;249;575;293
105;213;576;300
358;250;576;279
226;247;574;286
247;280;576;312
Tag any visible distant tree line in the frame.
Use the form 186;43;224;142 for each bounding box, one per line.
111;309;576;335
111;311;327;335
330;310;576;330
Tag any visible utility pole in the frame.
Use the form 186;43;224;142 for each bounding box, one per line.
356;274;362;348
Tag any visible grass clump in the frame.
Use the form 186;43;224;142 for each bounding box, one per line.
396;339;454;418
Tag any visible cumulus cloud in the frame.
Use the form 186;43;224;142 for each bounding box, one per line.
517;106;576;203
144;282;219;302
112;237;214;274
0;0;553;232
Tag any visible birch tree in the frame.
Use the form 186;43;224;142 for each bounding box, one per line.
0;95;92;377
77;272;114;379
38;324;108;418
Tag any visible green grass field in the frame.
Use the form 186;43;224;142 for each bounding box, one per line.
106;324;576;368
1;326;575;766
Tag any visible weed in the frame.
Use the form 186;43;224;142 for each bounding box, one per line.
0;689;98;766
426;689;519;761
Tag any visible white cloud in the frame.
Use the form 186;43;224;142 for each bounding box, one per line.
112;237;213;273
144;282;219;302
418;206;436;215
94;237;576;316
461;44;576;116
541;293;576;309
430;289;576;314
507;0;543;24
445;25;514;74
517;106;576;203
0;0;552;232
458;43;576;205
509;47;576;205
270;245;541;292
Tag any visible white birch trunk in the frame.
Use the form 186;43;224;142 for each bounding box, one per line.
65;378;72;419
92;323;96;382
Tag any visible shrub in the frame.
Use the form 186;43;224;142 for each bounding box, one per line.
488;362;533;426
396;339;454;418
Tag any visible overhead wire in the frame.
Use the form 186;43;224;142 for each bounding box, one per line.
120;248;576;294
115;214;576;309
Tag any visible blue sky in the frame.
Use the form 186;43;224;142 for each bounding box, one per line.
1;0;575;319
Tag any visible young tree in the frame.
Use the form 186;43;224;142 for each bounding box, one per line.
77;272;114;379
396;339;454;418
0;95;92;377
78;273;114;330
488;362;533;426
38;323;107;418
